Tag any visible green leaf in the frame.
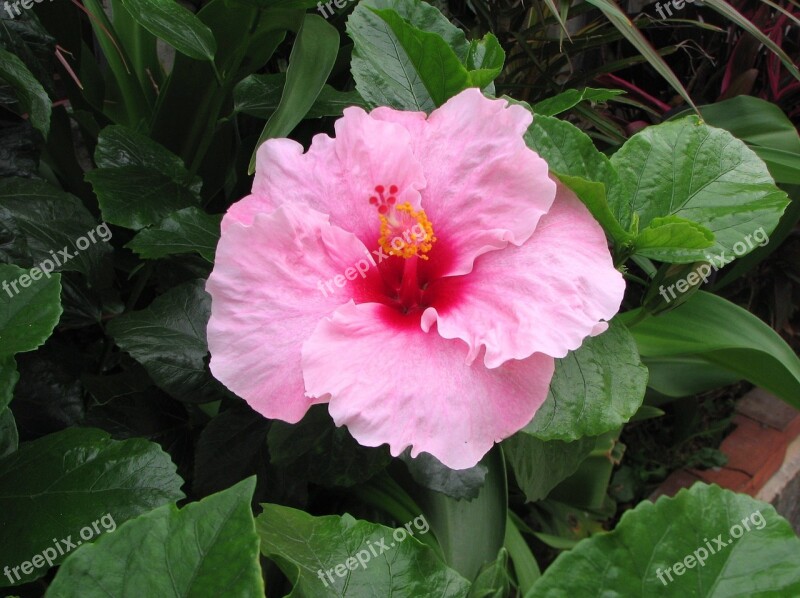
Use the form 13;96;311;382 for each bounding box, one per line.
268;405;390;488
610;116;790;263
623;291;800;407
0;46;51;137
697;95;800;185
234;74;367;119
94;125;201;193
0;355;18;411
522;113;630;244
532;87;625;117
467;548;510;598
400;451;487;500
46;478;261;597
411;447;507;580
0;407;17;458
87;166;201;230
107;280;220;402
643;356;742;399
0;264;62;358
126;207;221;262
523;321;648;441
0;178;113;285
0;427;185;586
120;0;217;61
503;434;596;502
348;0;501;112
257;503;470;597
634;215;715;261
248;14;338;174
529;483;800;596
194;404;270;496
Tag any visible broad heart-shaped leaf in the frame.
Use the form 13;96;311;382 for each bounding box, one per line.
0;178;113;286
0;47;51;138
94;125;201;193
268;404;391;488
521;112;631;245
248;14;338;174
523;321;648;441
120;0;216;61
0;427;184;587
532;87;625;117
107;280;222;402
257;504;470;597
126;207;221;262
503;434;596;503
623;291;800;408
347;0;501;111
611;116;790;263
46;478;262;597
529;483;800;596
0;264;62;358
234;73;367;119
86;166;201;230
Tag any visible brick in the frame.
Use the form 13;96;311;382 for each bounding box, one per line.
721;414;788;481
737;388;800;432
649;469;701;501
689;466;750;492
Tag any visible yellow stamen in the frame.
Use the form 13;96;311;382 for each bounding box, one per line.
378;202;436;259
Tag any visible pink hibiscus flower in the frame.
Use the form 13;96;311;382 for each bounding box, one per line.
206;88;625;469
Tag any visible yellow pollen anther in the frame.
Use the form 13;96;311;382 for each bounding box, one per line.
378;202;436;259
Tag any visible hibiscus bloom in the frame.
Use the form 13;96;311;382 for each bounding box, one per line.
206;88;624;469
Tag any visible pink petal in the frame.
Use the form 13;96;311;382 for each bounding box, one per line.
207;202;374;423
421;181;626;367
224;109;427;248
302;302;555;469
371;88;556;276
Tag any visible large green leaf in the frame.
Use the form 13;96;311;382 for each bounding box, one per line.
529;483;800;596
410;447;507;580
268;404;390;488
0;427;184;586
94;125;201;192
257;503;470;597
522;113;631;245
623;291;800;408
248;14;338;173
0;263;62;358
0;355;18;411
234;73;367;119
46;478;261;597
503;434;596;503
0;178;113;286
347;0;502;111
87;167;201;230
126;207;221;262
611;116;789;263
697;95;800;185
107;280;220;402
120;0;217;61
0;46;51;137
523;321;648;441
